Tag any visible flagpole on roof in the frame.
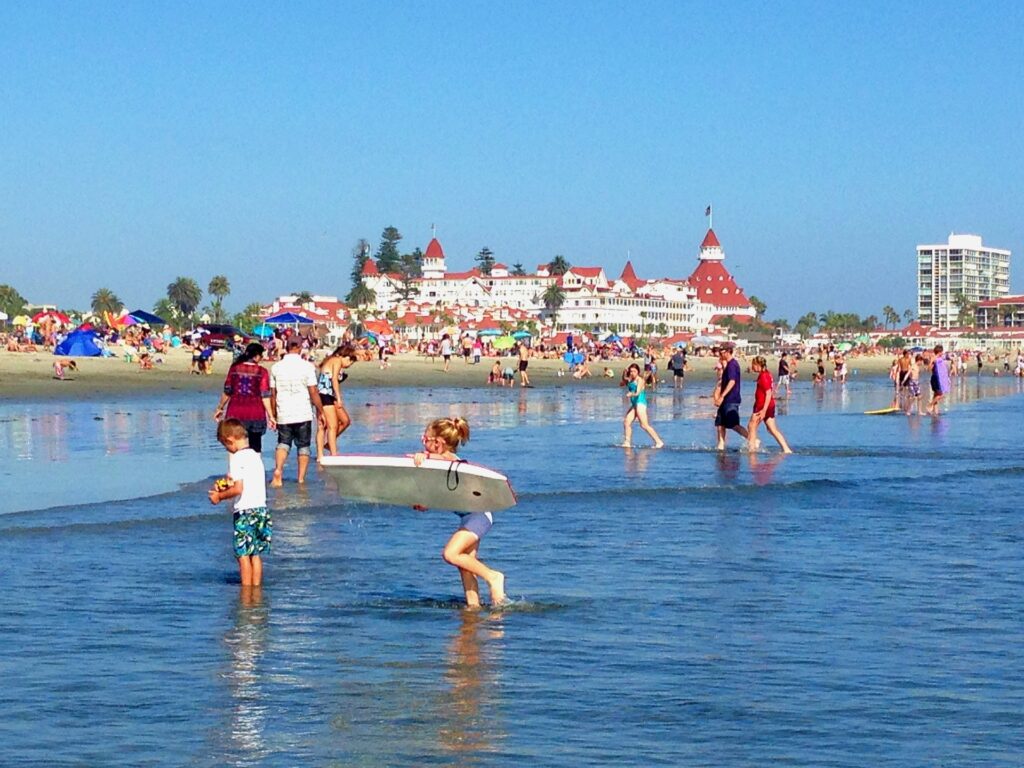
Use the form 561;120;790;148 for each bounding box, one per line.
706;203;713;230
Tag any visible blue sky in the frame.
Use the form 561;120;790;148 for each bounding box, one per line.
2;1;1022;321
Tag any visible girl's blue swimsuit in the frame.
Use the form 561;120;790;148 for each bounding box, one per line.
628;380;647;407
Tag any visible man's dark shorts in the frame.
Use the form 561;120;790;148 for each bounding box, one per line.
518;360;529;372
277;421;313;456
715;402;741;429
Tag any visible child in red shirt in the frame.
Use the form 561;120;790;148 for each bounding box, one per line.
748;356;792;454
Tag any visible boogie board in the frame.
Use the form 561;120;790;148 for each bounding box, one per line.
320;455;517;513
864;406;901;415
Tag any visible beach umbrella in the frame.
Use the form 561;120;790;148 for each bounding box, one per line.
491;335;516;350
251;323;274;338
478;328;502;336
512;330;531;339
33;310;71;324
128;309;167;326
264;311;314;325
602;333;621;343
12;314;31;326
673;340;689;348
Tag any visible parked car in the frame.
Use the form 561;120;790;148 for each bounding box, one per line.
196;324;252;350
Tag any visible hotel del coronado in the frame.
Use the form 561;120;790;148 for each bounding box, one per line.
263;226;756;342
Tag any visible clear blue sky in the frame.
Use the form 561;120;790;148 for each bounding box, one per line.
2;1;1022;321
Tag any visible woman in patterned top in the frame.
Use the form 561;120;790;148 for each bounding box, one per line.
213;343;276;453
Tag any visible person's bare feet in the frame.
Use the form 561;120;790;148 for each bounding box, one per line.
489;572;506;606
653;441;665;449
270;471;283;488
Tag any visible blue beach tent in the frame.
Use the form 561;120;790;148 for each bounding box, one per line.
55;329;103;357
128;309;167;326
264;311;314;325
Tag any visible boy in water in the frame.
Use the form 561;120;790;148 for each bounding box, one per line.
209;419;271;586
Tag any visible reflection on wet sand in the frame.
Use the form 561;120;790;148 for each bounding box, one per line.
438;611;506;762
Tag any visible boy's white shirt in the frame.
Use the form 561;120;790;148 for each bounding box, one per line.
228;448;267;511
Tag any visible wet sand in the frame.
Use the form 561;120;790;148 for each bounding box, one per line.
0;347;899;401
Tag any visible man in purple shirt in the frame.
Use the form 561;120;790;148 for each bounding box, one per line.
713;345;749;450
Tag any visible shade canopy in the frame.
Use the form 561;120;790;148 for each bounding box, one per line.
264;311;314;325
55;329;102;357
512;330;532;339
129;309;167;326
251;323;275;338
477;328;502;336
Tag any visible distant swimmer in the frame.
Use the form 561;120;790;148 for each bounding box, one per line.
413;417;506;607
619;363;664;448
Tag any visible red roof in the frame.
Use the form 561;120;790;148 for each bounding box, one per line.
361;260;379;276
976;294;1024;308
567;266;602;278
709;313;753;325
492;262;508;270
424;238;445;260
618;260;645;291
701;228;721;248
687;260;751;308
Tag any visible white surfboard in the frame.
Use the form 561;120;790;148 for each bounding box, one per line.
320;455;517;513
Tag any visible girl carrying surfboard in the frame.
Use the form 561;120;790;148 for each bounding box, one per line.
413;417;507;607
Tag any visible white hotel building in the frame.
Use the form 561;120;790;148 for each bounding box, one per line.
358;227;755;336
917;233;1011;327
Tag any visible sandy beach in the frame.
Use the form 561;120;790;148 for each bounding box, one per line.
0;346;901;400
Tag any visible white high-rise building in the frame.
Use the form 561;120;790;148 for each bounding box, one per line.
917;233;1010;327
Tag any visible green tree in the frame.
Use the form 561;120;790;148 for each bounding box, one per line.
475;247;496;275
953;292;977;327
749;295;767;319
655;322;669;337
862;314;879;331
878;335;907;349
794;311;818;337
0;284;27;320
882;305;899;330
396;252;422;301
375;226;403;273
233;302;264;333
152;298;179;325
903;308;915;324
347;282;376;308
548;255;570;276
543;282;566;325
769;318;791;332
207;275;230;323
293;291;313;304
90;288;123;316
511;262;527;276
167;277;202;319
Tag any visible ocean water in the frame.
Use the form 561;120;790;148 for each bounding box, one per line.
1;375;1023;766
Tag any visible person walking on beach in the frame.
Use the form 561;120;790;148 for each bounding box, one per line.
747;356;792;453
440;334;453;373
713;345;749;450
214;343;276;454
413;417;506;607
316;343;357;461
668;347;687;389
517;340;532;387
619;363;664;448
209;419;271;587
270;338;326;486
776;352;792;397
927;345;951;416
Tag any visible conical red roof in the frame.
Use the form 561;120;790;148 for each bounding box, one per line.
618;260;645;291
361;259;379;276
424;238;445;260
687;260;750;308
700;229;721;248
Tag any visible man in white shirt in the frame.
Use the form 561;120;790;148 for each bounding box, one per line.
270;338;326;486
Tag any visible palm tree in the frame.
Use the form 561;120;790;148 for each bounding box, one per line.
294;291;313;305
233;302;264;333
548;255;570;276
347;282;376;308
511;262;527;276
90;288;123;316
542;283;565;325
206;275;230;323
153;298;178;325
167;277;202;319
882;305;898;330
903;308;915;324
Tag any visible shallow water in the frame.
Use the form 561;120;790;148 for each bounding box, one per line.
2;375;1023;766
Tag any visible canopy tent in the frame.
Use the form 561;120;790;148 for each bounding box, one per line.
251;323;275;338
264;311;314;325
511;330;532;340
55;329;103;357
129;309;167;326
477;327;502;337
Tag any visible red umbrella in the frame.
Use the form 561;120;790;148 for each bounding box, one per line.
33;310;71;324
